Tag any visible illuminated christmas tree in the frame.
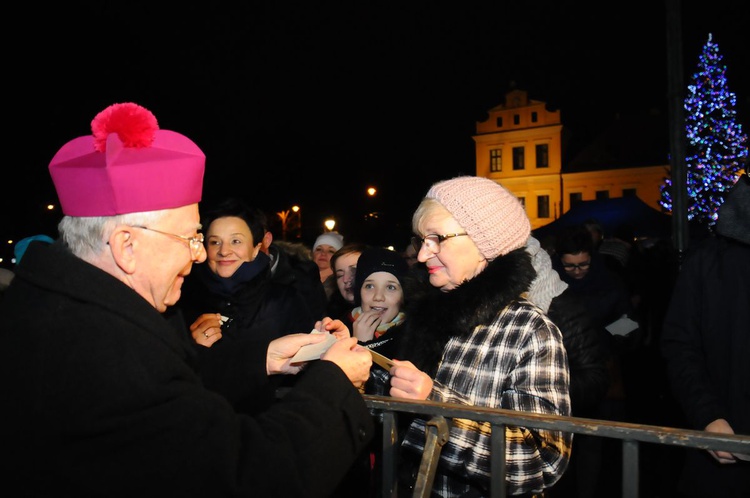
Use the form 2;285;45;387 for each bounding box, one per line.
659;33;748;227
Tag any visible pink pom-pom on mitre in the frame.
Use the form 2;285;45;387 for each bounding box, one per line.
91;102;159;152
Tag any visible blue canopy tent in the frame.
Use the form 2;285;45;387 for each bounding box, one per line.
532;196;672;242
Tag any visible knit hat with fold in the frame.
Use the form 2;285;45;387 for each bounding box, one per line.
426;176;530;260
313;232;344;251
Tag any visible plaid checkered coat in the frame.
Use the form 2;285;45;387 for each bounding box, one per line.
395;248;572;497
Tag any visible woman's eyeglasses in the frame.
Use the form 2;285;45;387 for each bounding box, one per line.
562;260;591;271
411;233;468;254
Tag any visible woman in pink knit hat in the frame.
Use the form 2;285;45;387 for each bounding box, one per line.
388;176;572;497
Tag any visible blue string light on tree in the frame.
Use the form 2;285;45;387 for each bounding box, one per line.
660;33;748;228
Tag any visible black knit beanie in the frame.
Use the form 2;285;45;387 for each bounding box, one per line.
354;247;409;306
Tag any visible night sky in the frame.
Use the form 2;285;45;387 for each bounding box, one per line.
3;2;748;255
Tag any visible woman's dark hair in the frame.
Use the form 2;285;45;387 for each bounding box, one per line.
201;198;266;244
555;225;594;256
330;242;370;273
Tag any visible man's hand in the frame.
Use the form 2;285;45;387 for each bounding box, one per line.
320;337;372;388
705;418;742;463
267;333;328;375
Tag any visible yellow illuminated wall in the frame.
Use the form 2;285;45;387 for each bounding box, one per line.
474;89;669;230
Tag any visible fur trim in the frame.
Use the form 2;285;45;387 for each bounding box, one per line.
396;248;535;376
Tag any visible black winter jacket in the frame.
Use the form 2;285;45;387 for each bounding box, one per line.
175;260;315;413
548;289;610;417
0;241;374;497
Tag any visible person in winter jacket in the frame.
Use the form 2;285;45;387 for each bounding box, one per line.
526;236;611;498
526;236;609;417
661;173;750;498
390;176;572;497
0;102;373;497
174;197;318;414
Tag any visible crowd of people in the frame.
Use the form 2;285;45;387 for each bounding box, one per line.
1;101;746;498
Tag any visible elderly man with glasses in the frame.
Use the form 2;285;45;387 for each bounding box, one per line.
0;102;374;497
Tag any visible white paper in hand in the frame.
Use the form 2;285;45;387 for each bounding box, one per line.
606;315;639;336
290;329;338;362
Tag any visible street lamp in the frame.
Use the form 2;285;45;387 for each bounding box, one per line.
277;209;291;240
277;206;302;241
365;185;380;224
324;218;336;232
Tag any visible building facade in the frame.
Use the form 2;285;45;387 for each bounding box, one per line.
474;89;669;230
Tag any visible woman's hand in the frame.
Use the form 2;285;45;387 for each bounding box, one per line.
190;313;224;347
388;359;433;400
317;317;351;340
352;310;382;342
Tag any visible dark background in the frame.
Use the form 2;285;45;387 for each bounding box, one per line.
3;2;748;263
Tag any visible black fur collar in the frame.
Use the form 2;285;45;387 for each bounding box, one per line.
396;248;535;376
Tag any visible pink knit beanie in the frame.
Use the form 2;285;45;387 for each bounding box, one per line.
426;176;531;260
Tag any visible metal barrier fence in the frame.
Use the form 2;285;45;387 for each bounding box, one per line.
363;395;750;498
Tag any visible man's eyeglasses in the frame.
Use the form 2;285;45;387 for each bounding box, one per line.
562;260;591;271
133;226;204;258
411;233;468;254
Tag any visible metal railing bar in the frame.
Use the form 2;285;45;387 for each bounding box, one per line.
365;395;749;498
490;421;508;498
365;395;750;453
622;439;640;498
